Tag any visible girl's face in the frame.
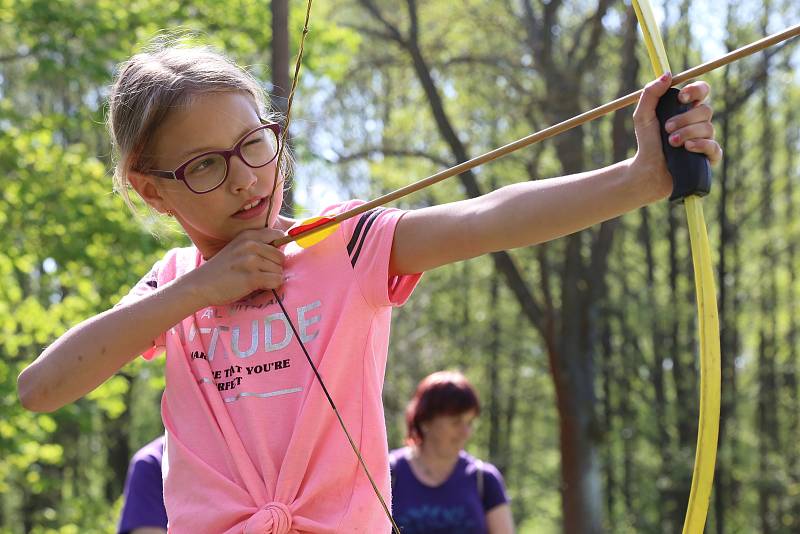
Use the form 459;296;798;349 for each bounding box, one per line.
421;410;477;455
135;91;285;256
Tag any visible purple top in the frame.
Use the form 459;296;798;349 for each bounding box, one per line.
390;447;509;534
117;436;168;534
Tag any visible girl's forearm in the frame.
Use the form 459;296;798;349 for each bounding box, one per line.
468;159;667;253
392;158;669;274
18;272;207;412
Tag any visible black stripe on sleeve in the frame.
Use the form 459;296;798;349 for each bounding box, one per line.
346;209;377;256
350;208;384;267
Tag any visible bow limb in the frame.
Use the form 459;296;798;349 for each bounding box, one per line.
631;2;722;533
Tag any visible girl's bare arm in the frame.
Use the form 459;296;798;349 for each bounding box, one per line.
18;273;207;412
18;227;287;412
390;74;719;276
390;159;663;275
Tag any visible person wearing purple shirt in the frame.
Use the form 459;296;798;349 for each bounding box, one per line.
390;371;514;534
117;435;168;534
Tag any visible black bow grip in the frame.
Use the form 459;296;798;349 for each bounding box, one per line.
656;87;712;202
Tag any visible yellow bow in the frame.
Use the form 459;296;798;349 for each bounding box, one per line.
632;2;722;532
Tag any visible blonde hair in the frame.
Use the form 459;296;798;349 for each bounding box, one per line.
107;42;291;213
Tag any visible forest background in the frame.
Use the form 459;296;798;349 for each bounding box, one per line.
1;0;799;532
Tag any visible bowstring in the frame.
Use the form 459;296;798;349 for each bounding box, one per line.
271;290;402;534
266;2;401;532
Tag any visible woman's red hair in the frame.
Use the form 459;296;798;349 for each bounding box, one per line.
405;370;480;445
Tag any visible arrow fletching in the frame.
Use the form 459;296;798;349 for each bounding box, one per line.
288;216;339;248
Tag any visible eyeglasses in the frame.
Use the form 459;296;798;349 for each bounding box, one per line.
146;123;281;194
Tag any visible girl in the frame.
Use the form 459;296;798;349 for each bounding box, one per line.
390;371;513;534
17;45;721;533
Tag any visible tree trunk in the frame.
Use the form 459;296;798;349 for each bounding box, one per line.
757;8;780;529
640;204;674;531
782;73;800;532
713;3;752;527
714;15;735;532
600;318;617;527
271;0;293;216
487;275;502;463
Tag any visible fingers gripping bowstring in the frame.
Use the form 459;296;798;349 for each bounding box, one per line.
267;3;402;533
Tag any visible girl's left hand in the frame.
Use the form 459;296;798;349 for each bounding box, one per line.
631;72;723;199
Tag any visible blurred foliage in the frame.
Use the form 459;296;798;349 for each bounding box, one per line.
1;0;799;533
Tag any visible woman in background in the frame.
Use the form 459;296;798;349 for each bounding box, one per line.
118;435;167;534
390;371;514;534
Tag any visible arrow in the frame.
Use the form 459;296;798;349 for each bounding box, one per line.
276;23;799;249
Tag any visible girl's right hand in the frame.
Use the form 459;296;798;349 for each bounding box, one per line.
191;228;286;306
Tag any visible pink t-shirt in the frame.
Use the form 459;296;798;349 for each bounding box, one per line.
121;201;421;533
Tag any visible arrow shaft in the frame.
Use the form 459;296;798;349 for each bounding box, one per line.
274;23;800;247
